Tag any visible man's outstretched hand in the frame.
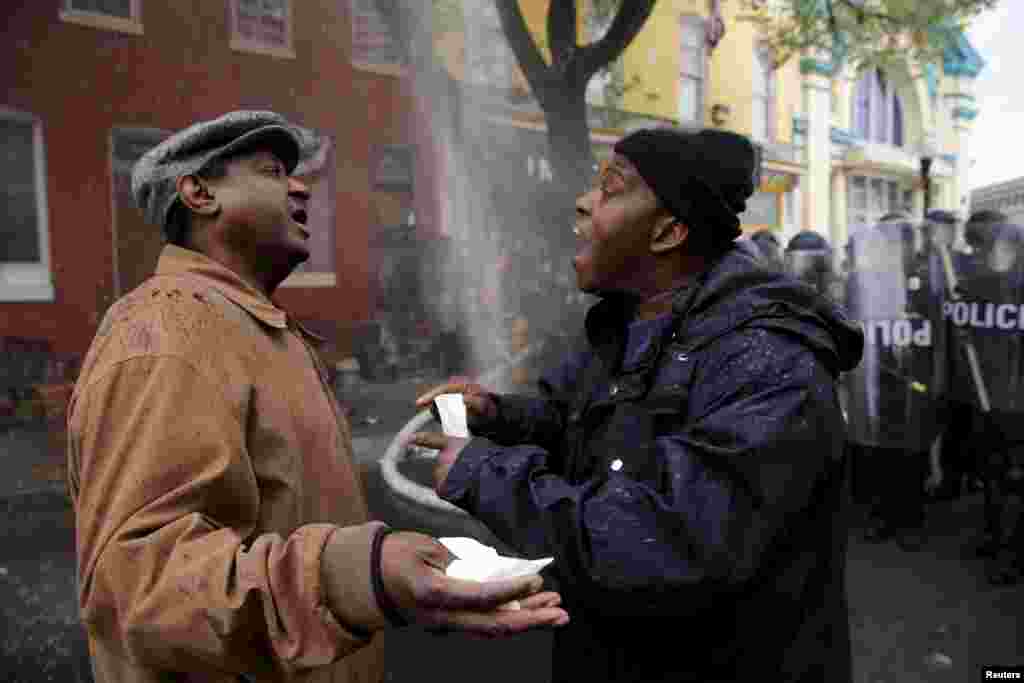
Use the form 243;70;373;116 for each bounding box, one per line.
415;378;497;426
408;431;471;490
380;531;568;637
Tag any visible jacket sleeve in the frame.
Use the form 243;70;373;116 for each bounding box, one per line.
469;349;592;453
67;355;384;677
440;327;845;617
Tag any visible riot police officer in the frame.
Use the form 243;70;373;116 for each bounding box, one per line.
843;215;944;551
784;230;839;300
945;213;1024;583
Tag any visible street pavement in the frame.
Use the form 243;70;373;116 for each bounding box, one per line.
0;375;1020;681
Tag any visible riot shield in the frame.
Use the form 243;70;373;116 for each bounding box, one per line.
941;223;1024;421
843;222;943;452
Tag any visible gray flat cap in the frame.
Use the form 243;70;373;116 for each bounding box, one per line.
131;110;301;232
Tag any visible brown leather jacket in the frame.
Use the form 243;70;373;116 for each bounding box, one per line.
67;246;386;682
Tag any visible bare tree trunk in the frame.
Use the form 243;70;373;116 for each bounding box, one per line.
374;0;657;189
494;0;659;188
543;88;595;194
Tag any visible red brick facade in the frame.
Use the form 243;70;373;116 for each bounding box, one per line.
1;1;422;356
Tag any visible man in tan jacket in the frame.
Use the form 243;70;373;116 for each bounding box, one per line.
67;111;568;683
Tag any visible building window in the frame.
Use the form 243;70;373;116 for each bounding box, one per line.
60;0;142;34
752;44;774;141
465;3;514;90
851;68;904;147
679;15;706;126
230;0;293;59
349;0;406;72
847;175;909;231
66;0;132;17
1;110;53;302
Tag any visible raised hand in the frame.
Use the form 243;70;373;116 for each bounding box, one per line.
379;531;568;637
415;378;498;426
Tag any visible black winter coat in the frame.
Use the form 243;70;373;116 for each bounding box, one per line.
441;245;864;682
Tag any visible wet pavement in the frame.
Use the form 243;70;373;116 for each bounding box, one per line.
844;494;1023;683
0;377;1020;681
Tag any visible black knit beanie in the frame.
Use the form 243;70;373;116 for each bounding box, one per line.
613;127;757;246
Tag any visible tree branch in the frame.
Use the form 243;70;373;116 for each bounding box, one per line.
834;0;906;26
577;0;658;82
547;0;577;68
494;0;554;98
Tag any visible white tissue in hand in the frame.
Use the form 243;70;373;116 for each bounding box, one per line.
439;537;554;582
434;394;470;438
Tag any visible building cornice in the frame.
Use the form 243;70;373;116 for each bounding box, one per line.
830;127;859;147
943;29;986;79
944;93;977;104
838;142;955;180
952;105;979;122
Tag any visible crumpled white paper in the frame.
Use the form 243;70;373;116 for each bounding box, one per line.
439;537;554;582
434;394;470;438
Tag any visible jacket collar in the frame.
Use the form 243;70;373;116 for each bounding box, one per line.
584;274;703;351
155;245;289;330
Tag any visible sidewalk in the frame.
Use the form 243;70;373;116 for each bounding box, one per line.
342;373;448;466
0;424;64;498
847;493;1023;682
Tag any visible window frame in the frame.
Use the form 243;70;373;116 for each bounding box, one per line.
60;0;143;35
0;108;54;303
851;68;904;148
847;173;908;231
752;43;775;142
229;0;295;60
349;0;408;75
678;14;707;127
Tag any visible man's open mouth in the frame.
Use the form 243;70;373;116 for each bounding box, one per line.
291;208;308;226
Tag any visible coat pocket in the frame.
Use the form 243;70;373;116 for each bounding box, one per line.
643;349;696;435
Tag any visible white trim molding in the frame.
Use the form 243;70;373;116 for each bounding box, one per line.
0;108;54;302
229;0;296;60
59;0;143;35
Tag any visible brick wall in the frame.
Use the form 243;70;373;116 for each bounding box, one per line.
1;1;417;356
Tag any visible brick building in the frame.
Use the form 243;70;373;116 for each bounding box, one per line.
1;0;442;362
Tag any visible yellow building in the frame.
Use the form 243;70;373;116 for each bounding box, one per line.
489;0;984;250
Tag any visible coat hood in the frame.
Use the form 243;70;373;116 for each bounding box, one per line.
586;244;864;375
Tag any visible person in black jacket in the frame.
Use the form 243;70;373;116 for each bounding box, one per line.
948;217;1024;583
412;127;864;682
784;230;839;301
